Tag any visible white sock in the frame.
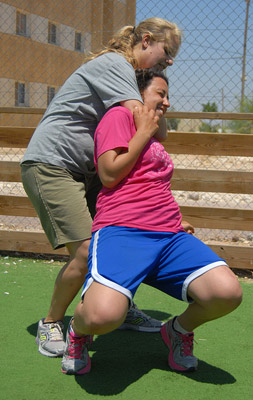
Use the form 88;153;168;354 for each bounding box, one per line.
69;320;80;337
173;317;190;334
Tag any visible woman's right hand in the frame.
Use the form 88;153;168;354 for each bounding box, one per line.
133;105;159;140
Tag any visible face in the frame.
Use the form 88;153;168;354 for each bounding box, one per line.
142;77;170;118
136;35;174;70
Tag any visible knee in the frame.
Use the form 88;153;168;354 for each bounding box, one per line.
77;282;129;335
67;239;90;264
84;303;127;335
190;267;243;318
74;240;90;264
206;277;242;316
222;277;243;311
65;240;90;277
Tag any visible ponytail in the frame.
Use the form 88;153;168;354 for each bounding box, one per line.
84;17;182;67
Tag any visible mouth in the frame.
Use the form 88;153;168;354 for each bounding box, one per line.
156;105;165;117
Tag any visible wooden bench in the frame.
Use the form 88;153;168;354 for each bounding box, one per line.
0;109;253;269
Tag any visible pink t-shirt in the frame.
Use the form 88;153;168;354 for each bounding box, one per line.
92;107;184;233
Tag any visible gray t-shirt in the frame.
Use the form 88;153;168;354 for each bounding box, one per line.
21;52;143;175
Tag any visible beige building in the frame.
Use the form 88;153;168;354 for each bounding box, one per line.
0;0;136;125
177;118;201;132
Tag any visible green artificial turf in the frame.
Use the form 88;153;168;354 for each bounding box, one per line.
0;255;252;400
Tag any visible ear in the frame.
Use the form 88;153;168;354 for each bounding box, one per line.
142;33;151;49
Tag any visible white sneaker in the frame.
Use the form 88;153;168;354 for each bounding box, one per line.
35;318;65;357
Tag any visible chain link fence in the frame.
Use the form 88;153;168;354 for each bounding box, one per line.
0;0;252;248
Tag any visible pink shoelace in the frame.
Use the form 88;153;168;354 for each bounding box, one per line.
178;332;194;357
67;334;92;359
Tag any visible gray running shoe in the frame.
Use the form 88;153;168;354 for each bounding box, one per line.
118;303;163;332
61;319;93;375
36;318;65;357
161;317;198;372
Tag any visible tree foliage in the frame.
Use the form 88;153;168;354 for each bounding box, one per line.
166;106;180;131
199;101;219;132
201;101;218;113
228;96;253;134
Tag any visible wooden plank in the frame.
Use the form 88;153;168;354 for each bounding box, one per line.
171;169;253;194
0;107;45;115
0;229;251;269
0;230;68;255
2;162;253;194
1;128;253;155
0;126;35;148
164;131;253;156
0;195;37;217
165;111;253;121
179;205;253;231
1;108;252;121
1;195;252;231
209;244;253;270
0;161;22;182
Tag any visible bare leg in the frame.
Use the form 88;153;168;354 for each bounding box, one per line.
45;239;90;323
61;282;128;374
177;265;242;332
73;281;129;335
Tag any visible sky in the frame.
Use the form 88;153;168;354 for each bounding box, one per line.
135;0;253;112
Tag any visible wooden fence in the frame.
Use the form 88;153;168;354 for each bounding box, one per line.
0;108;253;269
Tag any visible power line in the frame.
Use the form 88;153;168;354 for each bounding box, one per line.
183;42;246;55
176;56;243;62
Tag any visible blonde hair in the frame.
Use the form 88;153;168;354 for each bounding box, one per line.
84;17;182;67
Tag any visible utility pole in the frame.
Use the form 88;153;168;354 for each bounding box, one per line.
241;0;250;107
221;88;224;131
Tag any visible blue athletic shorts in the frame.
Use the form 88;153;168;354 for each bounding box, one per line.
82;226;227;303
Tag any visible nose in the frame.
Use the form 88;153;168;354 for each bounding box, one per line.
163;97;170;108
165;55;173;66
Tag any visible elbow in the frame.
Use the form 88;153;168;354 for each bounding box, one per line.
103;181;117;189
100;176;118;189
154;130;168;142
98;167;123;189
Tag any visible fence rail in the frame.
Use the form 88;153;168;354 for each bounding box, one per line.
1;107;252;120
0;112;253;269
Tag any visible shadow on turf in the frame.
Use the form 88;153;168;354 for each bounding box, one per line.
75;333;236;395
27;311;236;396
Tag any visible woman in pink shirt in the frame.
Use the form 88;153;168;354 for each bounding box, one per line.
61;69;242;376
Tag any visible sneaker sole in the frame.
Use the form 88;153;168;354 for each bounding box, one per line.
118;323;163;333
61;357;91;375
160;324;197;373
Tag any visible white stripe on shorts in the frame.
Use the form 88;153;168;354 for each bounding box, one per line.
181;261;228;303
82;229;133;301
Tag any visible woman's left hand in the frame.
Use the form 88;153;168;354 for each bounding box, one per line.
181;220;195;235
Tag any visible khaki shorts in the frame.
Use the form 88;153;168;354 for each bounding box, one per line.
21;163;102;249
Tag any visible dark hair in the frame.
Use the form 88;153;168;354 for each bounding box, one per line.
135;68;168;93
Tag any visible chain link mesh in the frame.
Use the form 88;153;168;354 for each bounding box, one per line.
0;0;252;248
